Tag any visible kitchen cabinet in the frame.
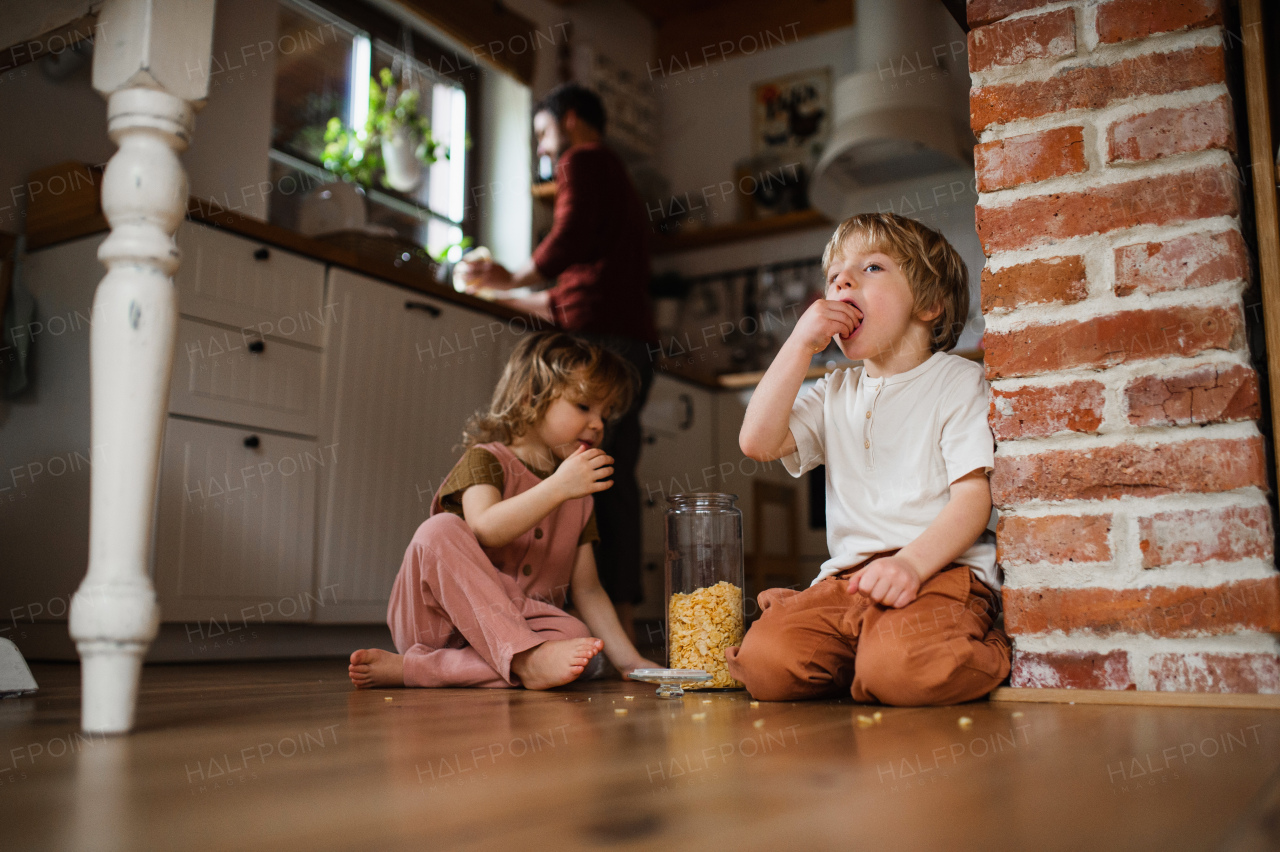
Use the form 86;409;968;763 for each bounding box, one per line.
314;268;506;622
153;223;329;620
153;418;319;622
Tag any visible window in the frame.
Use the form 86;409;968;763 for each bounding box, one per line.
268;0;471;261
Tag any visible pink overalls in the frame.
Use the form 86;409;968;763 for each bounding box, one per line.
386;442;595;687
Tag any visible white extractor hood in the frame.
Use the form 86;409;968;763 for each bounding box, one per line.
809;0;975;218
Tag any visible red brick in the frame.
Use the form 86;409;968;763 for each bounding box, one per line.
975;163;1240;253
1107;95;1235;163
1115;229;1249;296
1150;651;1280;693
968;0;1057;28
981;255;1087;311
1003;576;1280;637
1096;0;1223;45
1011;649;1134;689
1138;504;1274;568
991;435;1267;504
983;303;1245;379
990;380;1105;439
971;45;1225;132
976;126;1087;192
969;9;1076;73
998;513;1113;564
1125;363;1261;427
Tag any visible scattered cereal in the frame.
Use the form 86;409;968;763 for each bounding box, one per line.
749;701;759;708
1011;711;1024;718
856;715;875;728
753;718;765;729
702;700;712;705
958;716;973;730
615;708;628;716
624;695;634;701
668;581;745;688
872;711;883;723
384;697;393;702
692;712;707;721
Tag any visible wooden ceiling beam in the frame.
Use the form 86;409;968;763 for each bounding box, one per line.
640;0;854;75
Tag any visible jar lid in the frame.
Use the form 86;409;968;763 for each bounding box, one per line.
666;492;739;508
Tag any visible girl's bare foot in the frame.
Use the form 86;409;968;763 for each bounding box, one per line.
349;648;405;689
511;638;603;690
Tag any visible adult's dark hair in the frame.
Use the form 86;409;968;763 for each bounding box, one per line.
534;83;606;134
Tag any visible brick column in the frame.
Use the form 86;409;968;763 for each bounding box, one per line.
968;0;1280;692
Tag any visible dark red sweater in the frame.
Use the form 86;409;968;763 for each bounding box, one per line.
532;143;657;343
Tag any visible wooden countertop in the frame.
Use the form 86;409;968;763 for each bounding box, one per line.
23;162;981;392
24;161;540;326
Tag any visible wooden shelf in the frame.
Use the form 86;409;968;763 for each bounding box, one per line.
531;181;557;202
652;208;831;255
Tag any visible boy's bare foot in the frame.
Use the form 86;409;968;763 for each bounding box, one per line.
349;648;405;689
511;638;604;690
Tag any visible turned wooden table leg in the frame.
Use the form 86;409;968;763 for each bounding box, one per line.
68;0;213;734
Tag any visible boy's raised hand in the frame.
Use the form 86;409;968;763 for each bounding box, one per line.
550;446;614;500
792;298;862;353
846;554;922;609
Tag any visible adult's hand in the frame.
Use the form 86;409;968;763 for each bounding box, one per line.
460;259;516;292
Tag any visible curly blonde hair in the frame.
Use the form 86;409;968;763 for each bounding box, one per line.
821;212;970;352
462;332;638;448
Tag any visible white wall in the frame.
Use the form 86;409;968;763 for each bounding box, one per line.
649;12;987;349
477;67;532;268
0;0;277;229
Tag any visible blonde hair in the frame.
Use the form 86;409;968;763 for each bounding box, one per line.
821;212;970;352
461;332;638;448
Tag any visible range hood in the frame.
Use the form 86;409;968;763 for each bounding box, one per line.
809;0;975;219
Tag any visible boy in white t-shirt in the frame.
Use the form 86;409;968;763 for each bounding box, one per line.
725;213;1010;706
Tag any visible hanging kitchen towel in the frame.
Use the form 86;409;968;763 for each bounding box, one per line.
2;272;34;397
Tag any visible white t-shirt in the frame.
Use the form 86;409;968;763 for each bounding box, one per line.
781;351;999;590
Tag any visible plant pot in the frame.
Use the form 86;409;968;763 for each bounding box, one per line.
382;125;423;192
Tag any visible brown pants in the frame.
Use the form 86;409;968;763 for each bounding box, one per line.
725;559;1011;706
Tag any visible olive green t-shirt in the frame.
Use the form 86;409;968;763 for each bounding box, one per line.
437;446;599;546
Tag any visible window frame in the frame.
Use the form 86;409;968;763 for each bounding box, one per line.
273;0;479;248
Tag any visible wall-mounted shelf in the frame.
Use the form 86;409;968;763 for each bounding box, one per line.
652;209;831;255
532;181;557;202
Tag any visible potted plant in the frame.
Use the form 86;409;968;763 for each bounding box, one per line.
322;68;447;193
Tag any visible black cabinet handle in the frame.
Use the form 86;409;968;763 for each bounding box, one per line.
253;247;270;261
247;340;265;353
405;300;442;317
243;435;260;449
677;394;694;430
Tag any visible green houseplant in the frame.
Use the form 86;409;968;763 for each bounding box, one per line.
323;68;447;192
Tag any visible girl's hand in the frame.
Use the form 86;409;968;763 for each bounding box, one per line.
791;299;862;353
845;555;922;609
550;446;614;500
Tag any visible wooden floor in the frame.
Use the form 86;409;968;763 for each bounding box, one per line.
3;662;1279;851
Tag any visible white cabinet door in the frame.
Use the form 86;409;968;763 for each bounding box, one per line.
169;317;322;436
315;269;505;622
154;418;320;622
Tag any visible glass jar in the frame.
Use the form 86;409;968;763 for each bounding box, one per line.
664;493;746;689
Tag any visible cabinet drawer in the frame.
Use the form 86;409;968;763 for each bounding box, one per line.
170;317;320;436
155;418;320;622
174;222;327;347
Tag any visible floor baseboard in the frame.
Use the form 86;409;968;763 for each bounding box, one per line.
8;621;395;663
990;686;1280;710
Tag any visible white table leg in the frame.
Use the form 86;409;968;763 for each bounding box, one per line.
68;0;213;734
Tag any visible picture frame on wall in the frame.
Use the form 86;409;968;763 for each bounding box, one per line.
744;67;831;220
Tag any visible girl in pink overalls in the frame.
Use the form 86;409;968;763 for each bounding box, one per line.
349;333;658;690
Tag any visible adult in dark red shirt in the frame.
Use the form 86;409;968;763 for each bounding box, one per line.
464;84;657;640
